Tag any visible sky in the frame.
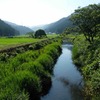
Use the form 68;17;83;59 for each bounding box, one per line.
0;0;99;26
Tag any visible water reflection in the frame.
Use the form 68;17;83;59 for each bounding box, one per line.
41;44;84;100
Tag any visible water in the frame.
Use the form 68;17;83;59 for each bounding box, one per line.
41;44;84;100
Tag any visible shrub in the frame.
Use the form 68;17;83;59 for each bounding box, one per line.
34;29;47;38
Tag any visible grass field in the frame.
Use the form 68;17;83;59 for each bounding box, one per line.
0;37;44;50
0;34;59;50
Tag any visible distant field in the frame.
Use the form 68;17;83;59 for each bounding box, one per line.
0;34;59;50
0;37;43;50
47;34;59;38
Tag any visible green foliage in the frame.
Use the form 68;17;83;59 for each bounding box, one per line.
0;71;40;100
71;4;100;43
44;42;62;60
72;34;100;99
35;29;47;38
0;40;62;99
0;37;42;49
36;54;54;72
63;27;80;35
72;44;78;59
25;31;34;38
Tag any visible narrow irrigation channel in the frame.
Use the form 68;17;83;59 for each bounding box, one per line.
41;44;84;100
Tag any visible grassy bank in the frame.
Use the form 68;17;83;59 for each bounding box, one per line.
0;39;62;99
71;35;100;99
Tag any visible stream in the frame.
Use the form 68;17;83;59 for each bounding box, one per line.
41;44;84;100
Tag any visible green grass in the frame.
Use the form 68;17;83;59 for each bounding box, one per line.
0;34;59;50
47;34;59;38
0;37;44;50
0;41;62;99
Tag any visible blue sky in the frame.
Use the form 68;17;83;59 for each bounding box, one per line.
0;0;99;26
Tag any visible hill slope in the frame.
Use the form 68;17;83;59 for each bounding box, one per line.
32;16;73;34
44;16;73;33
0;19;20;36
5;21;33;35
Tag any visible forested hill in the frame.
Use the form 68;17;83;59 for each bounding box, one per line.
32;16;73;34
44;16;73;33
5;21;33;35
0;19;20;36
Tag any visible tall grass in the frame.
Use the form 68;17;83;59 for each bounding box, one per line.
0;71;40;100
0;40;62;99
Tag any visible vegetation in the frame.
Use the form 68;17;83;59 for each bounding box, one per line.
0;38;62;100
0;34;59;50
71;4;100;43
72;35;100;99
25;31;34;38
0;2;99;100
0;19;19;36
61;3;100;99
34;29;47;38
0;37;42;50
62;27;79;35
45;17;73;34
62;4;100;100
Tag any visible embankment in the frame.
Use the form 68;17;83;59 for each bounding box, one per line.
72;36;100;99
0;38;62;100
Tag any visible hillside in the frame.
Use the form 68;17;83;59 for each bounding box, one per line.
32;16;73;34
0;19;20;36
5;21;33;35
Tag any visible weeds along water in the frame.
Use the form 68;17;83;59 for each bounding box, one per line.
70;35;100;99
0;39;62;100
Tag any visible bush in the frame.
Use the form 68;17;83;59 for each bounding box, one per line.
34;29;47;38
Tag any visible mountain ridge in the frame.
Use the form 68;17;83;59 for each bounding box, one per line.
5;21;33;35
0;19;20;36
31;16;73;33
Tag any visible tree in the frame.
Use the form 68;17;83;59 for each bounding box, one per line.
71;4;100;43
34;29;47;38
